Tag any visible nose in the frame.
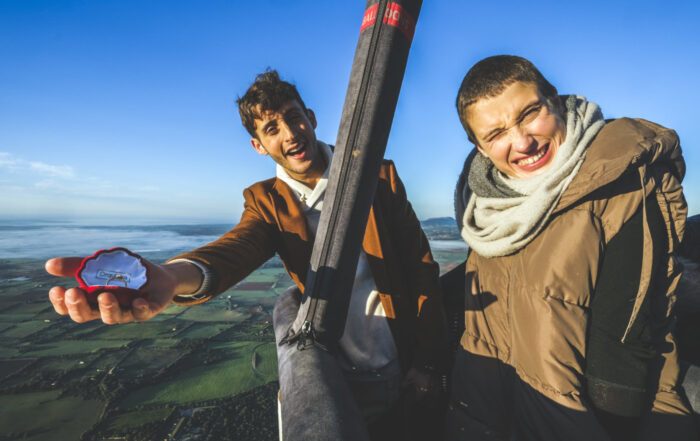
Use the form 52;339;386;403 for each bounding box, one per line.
509;125;535;153
279;120;298;142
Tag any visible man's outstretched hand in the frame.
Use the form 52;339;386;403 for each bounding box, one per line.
45;257;188;325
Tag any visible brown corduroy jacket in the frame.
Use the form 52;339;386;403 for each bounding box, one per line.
171;160;447;374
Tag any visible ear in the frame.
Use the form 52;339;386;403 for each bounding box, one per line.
251;138;268;156
476;145;489;157
306;108;317;129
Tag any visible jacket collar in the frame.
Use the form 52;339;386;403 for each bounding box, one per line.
268;172;382;260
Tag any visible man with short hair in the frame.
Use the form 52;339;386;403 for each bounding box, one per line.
46;70;447;440
446;55;697;440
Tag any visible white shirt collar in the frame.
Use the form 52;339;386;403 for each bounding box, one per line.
276;141;332;211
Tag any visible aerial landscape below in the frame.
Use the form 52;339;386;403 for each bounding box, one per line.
0;218;468;441
2;219;698;440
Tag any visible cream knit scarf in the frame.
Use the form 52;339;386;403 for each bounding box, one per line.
459;95;605;258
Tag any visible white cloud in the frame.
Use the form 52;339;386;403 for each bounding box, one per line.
1;152;171;218
33;180;57;189
0;152;75;179
0;152;19;167
31;177;160;202
29;161;75;179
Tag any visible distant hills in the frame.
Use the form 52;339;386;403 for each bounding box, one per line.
421;217;461;241
421;216;457;227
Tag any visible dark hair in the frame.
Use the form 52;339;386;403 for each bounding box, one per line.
237;70;307;138
456;55;559;143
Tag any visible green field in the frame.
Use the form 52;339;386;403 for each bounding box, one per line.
21;339;131;357
88;320;185;340
118;347;183;373
159;303;187;315
33;357;87;373
0;313;35;322
4;302;51;315
251;342;278;377
0;320;53;339
0;358;35;378
142;338;182;348
0;390;103;441
177;303;252;322
87;350;129;371
58;320;107;339
105;407;175;432
0;345;19;358
120;341;273;408
31;309;66;321
228;290;277;300
0;235;469;439
241;268;286;283
177;322;232;339
0;280;38;296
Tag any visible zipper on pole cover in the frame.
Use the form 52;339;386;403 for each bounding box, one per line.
299;0;390;349
282;0;422;351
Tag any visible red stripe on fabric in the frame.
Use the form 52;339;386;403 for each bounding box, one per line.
360;3;379;33
360;2;416;42
383;2;416;42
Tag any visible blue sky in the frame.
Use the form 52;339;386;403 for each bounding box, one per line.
1;0;698;223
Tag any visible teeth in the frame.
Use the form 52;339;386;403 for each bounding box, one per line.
516;146;547;166
287;145;304;156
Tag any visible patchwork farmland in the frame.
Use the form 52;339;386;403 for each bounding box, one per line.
0;219;470;440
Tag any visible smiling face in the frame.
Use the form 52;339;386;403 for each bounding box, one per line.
465;81;567;179
250;100;325;187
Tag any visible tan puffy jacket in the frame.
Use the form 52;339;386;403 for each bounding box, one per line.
455;118;694;439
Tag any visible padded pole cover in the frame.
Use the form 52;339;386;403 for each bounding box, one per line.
275;287;371;441
285;0;422;350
